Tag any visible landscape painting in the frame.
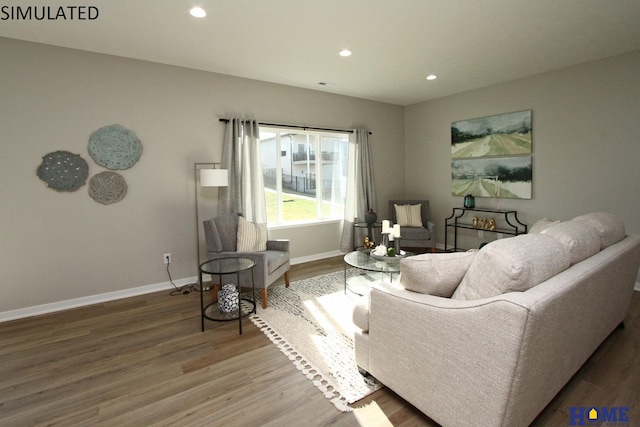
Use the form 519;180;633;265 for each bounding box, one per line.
451;156;532;199
451;110;532;159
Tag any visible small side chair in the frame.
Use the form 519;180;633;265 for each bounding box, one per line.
203;213;290;309
388;199;436;250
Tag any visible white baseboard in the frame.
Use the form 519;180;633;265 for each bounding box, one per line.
0;276;197;323
6;256;636;322
0;250;345;323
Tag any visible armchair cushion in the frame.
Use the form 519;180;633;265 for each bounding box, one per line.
237;216;267;252
394;203;423;227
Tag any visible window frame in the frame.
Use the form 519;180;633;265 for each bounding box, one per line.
260;126;349;227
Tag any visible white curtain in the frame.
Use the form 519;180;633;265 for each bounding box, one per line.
340;129;376;251
218;118;267;223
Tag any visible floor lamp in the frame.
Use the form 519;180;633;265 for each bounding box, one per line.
194;162;229;290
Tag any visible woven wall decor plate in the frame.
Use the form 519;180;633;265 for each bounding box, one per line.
88;124;142;170
88;171;128;204
37;151;89;192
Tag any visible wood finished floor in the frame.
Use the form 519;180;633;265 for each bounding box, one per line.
1;256;639;426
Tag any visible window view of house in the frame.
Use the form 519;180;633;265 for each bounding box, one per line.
260;127;349;225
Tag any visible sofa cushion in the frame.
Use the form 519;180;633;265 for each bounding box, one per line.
541;220;601;265
237;216;267;252
572;212;625;249
394;203;423;227
400;251;476;297
452;234;570;300
529;217;561;233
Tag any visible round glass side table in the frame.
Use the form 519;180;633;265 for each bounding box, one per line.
199;257;256;333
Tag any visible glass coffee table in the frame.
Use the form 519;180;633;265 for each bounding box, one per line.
343;249;413;296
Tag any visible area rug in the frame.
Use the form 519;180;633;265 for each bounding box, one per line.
249;270;382;411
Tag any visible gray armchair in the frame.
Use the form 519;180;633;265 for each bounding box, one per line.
203;213;290;309
388;200;436;249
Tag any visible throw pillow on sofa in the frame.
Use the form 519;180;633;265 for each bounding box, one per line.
452;234;570;300
529;217;561;233
399;251;476;297
572;212;625;249
541;220;601;265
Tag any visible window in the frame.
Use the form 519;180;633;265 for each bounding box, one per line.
260;127;349;225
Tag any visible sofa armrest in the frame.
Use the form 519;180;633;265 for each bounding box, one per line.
366;282;532;427
352;298;370;331
425;220;436;245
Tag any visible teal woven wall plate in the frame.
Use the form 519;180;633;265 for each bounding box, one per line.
88;171;128;204
37;151;89;192
88;124;142;170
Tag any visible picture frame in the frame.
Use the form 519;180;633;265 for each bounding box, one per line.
451;110;532;200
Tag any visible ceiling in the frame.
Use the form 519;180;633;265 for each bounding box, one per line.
2;0;640;105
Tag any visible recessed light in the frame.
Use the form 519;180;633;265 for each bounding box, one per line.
339;49;352;57
426;74;437;80
190;7;206;18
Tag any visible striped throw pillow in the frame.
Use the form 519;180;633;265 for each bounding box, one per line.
394;203;423;227
236;216;267;252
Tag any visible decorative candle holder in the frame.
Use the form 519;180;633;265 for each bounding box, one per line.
394;237;401;253
382;232;390;248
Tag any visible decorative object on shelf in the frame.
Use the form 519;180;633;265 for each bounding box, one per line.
444;208;528;252
88;124;143;170
218;284;239;313
37;151;89;192
88;171;127;204
464;194;475;208
489;218;497;231
364;208;377;225
481;217;489;230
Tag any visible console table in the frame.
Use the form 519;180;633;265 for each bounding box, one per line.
444;208;527;252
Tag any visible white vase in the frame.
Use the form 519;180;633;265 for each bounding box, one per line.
218;284;239;313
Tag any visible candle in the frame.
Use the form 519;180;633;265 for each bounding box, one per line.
393;224;401;238
382;220;390;234
389;232;394;241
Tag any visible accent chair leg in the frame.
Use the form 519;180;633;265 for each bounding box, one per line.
262;288;268;309
284;271;290;288
212;284;221;302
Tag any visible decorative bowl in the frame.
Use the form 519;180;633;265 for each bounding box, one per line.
370;250;406;261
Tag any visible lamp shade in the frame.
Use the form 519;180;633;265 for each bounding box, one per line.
200;168;228;187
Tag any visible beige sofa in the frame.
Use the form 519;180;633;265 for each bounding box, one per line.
353;212;640;427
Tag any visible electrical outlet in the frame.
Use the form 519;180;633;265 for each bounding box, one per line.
477;230;484;238
164;253;171;264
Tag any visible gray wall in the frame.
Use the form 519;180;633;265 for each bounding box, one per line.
0;38;404;314
405;50;640;251
2;36;638;316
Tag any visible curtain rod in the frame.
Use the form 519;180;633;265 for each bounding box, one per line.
219;118;372;135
